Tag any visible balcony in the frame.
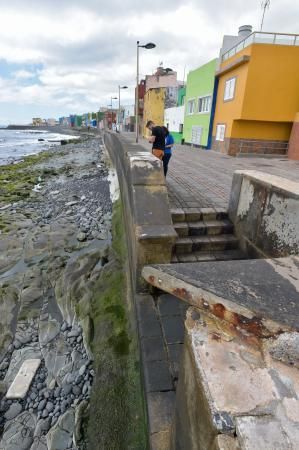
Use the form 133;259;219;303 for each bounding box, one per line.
222;31;299;62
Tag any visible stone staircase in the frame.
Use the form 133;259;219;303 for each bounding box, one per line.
171;207;246;263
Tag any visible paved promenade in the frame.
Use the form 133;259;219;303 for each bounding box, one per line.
123;133;299;209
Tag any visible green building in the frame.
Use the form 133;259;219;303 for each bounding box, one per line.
183;59;217;148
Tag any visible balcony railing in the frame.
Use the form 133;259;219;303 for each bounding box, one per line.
222;31;299;62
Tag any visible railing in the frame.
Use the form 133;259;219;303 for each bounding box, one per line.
238;139;289;156
222;31;299;62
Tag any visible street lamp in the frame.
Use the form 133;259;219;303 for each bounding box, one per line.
135;41;156;143
118;85;128;132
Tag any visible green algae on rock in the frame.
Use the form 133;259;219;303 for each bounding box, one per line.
0;151;56;204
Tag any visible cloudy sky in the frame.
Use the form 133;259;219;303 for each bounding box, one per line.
0;0;298;124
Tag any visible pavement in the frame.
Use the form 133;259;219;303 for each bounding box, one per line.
122;132;299;210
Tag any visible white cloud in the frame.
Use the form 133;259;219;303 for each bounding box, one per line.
0;0;299;122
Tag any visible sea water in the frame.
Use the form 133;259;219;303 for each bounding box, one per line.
0;129;79;165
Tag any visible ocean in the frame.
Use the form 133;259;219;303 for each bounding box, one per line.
0;128;79;165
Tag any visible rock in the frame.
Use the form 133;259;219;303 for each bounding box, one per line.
37;383;43;391
30;392;38;401
60;322;68;332
42;409;48;418
46;409;75;450
54;387;61;398
46;401;54;412
4;402;22;420
0;411;35;450
44;210;52;219
65;201;78;207
34;418;51;436
0;360;9;371
67;326;81;338
4;344;41;386
30;435;48;450
71;349;82;364
72;386;81;396
14;341;21;350
62;384;72;396
39;318;60;346
0;380;7;396
74;400;88;447
75;374;83;385
76;232;86;242
82;382;90;396
79;365;86;377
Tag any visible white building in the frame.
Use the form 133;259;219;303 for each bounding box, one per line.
164;105;184;134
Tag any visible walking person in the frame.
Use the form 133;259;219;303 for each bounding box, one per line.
162;126;174;176
146;120;165;160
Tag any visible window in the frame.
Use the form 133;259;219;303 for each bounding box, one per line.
187;99;195;114
224;77;236;101
216;124;226;141
198;95;212;113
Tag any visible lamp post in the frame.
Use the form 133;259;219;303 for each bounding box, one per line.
118;85;128;132
135;41;156;143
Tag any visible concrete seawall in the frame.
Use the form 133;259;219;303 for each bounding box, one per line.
104;132;176;291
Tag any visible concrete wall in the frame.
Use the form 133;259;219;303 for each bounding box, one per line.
104;132;177;290
171;306;299;450
229;170;299;257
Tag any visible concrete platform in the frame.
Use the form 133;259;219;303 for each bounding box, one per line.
142;256;299;336
6;359;41;399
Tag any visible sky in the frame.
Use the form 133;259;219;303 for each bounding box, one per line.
0;0;298;124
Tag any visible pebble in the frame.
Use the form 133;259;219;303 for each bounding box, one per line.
38;399;47;411
62;385;72;396
42;409;49;418
61;322;68;332
46;402;54;412
30;392;37;401
79;365;86;376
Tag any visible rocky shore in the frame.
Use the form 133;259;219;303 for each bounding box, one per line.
0;134;113;449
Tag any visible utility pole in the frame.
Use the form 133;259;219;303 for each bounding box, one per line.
260;0;270;31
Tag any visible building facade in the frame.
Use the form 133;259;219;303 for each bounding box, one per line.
164;87;186;143
212;31;299;156
143;67;181;136
183;59;217;148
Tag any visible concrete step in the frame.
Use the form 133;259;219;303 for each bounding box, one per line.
174;234;239;254
172;249;247;263
171;207;228;224
188;220;234;236
174;220;233;237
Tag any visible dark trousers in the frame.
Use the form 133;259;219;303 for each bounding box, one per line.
162;153;172;176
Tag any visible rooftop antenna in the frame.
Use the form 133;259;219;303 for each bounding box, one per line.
260;0;270;31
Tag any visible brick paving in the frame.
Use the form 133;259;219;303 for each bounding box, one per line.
123;133;299;210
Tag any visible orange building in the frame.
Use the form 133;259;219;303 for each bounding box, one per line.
212;32;299;157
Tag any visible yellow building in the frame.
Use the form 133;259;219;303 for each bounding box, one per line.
143;88;166;137
212;32;299;156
